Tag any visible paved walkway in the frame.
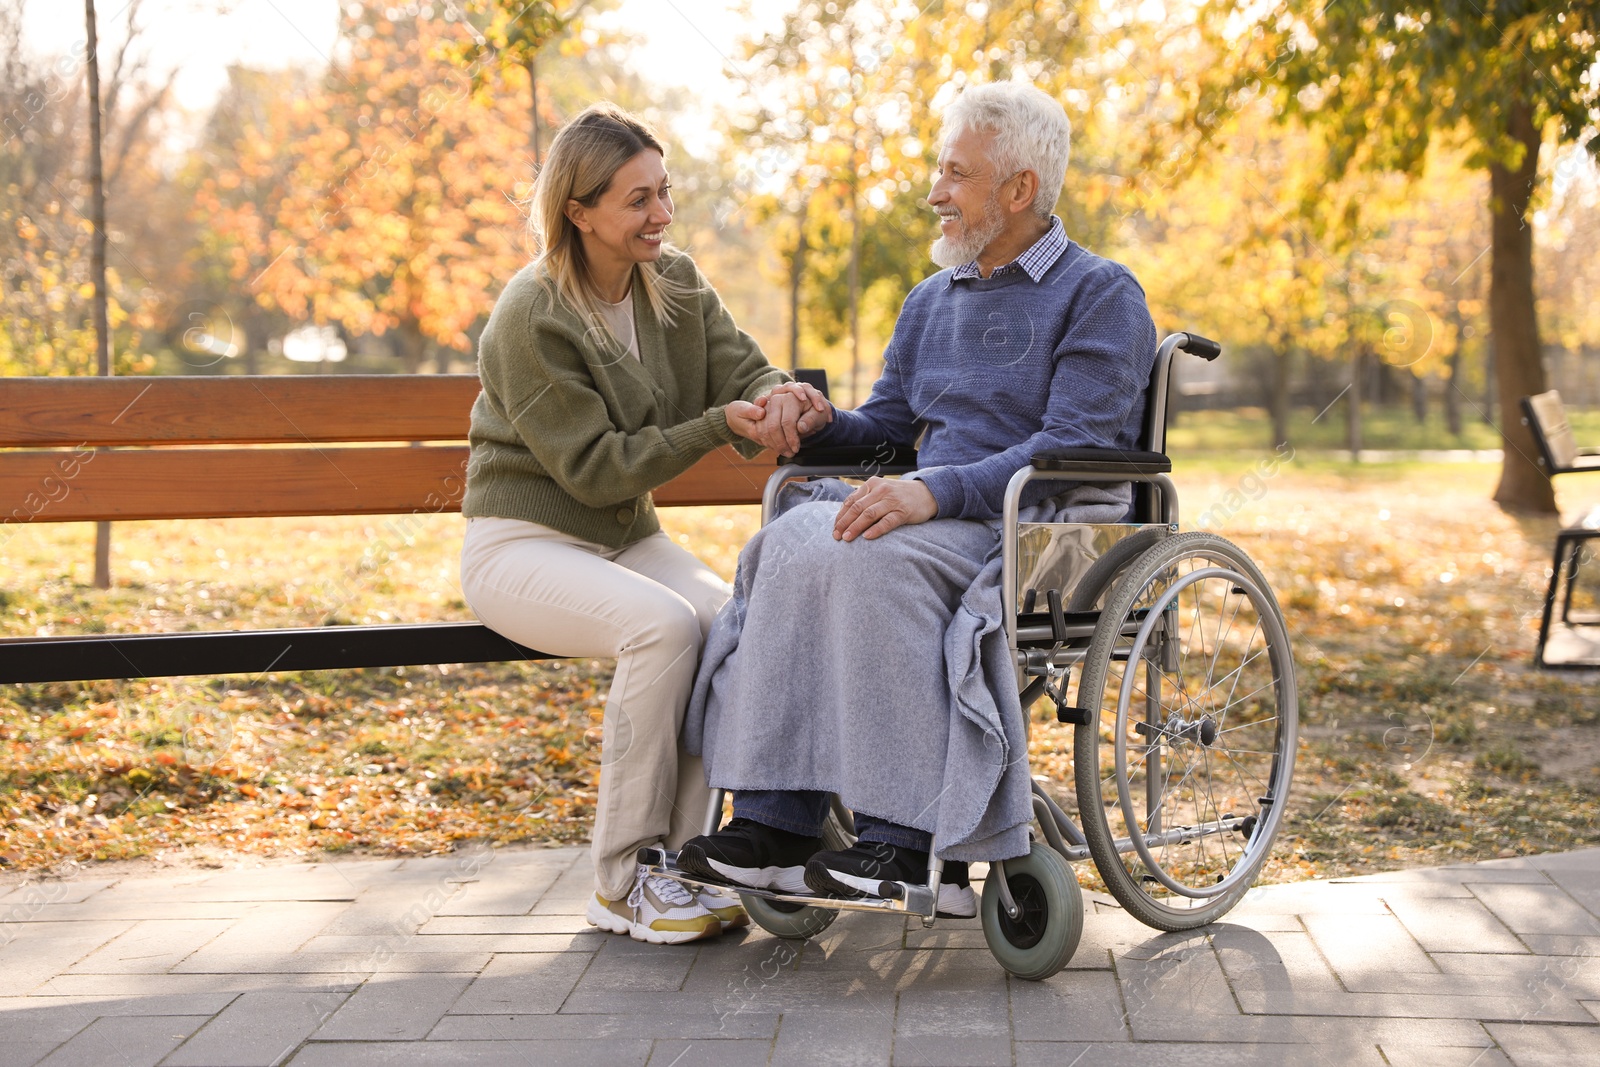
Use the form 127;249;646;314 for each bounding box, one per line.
1;846;1597;1067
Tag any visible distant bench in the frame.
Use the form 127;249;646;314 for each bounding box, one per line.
0;375;776;685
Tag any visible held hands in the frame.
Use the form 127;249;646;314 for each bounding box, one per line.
833;476;937;541
723;381;832;457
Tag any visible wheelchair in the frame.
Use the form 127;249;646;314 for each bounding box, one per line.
642;333;1298;982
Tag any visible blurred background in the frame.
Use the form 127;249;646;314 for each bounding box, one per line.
2;1;1596;874
5;0;1596;459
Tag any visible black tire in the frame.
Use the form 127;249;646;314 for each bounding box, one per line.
740;892;838;939
1074;532;1297;931
980;844;1083;981
740;806;854;940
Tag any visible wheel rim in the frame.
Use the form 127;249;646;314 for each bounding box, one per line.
1082;540;1297;915
996;872;1049;949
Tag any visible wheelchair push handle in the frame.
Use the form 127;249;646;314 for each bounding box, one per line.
1177;333;1222;360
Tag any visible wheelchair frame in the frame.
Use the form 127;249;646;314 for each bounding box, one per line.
643;333;1298;981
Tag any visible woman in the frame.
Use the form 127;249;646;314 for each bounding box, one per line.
459;103;827;944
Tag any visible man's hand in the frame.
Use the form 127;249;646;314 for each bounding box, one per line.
751;382;833;456
833;477;937;541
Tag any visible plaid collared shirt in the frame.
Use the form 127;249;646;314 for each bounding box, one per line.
947;215;1068;285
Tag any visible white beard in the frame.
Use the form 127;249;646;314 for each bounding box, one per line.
930;192;1006;269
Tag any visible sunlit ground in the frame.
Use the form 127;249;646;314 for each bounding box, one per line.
2;455;1596;883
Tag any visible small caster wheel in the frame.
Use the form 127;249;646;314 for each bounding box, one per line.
740;893;838;940
981;843;1083;981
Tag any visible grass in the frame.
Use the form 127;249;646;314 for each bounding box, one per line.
2;453;1598;884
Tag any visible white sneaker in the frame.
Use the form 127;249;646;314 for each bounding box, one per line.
696;882;749;931
585;864;721;945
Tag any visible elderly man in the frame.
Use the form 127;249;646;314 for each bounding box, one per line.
680;81;1157;916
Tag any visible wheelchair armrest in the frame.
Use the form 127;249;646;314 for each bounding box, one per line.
1030;447;1172;475
781;444;918;475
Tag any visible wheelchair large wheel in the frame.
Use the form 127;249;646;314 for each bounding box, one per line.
739;808;853;940
980;843;1083;981
1074;532;1296;931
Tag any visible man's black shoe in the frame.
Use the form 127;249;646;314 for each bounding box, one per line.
678;818;820;893
804;841;977;918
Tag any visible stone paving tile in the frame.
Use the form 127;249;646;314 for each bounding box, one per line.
1349;862;1552;885
1471;882;1600;937
66;918;233;974
0;999;97;1067
427;1010;778;1041
200;903;348;957
432;868;564;918
1485;1020;1600;1066
891;987;1010;1067
287;1038;653;1065
1008;969;1129;1042
172;950;490;974
1119;931;1242;1039
525;858;596;916
1226;883;1394;916
1519;934;1600;956
446;952;591;1015
32;1013;210;1067
571;934;699;993
15;901;253;924
163;989;352;1066
1302;912;1439;978
37;973;364;997
0;922;139;995
769;1007;894;1067
0;991;239;1018
301;932;588;954
646;1039;774;1066
1014;1041;1387;1066
0;881;116;907
314;974;476;1041
418;913;604;936
1385;892;1528;955
1379;1043;1513;1067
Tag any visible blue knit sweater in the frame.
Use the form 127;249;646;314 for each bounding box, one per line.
811;240;1159;519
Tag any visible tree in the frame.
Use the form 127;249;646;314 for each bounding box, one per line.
244;9;532;372
443;0;603;165
1201;2;1600;512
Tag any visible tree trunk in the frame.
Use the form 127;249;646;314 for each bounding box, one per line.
847;183;861;407
1410;371;1427;425
1445;303;1464;436
1346;346;1363;460
526;54;541;166
788;194;809;372
86;0;112;590
1489;98;1555;512
1270;348;1291;449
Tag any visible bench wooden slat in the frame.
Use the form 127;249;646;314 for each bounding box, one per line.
2;444;772;523
0;375;483;447
0;623;545;683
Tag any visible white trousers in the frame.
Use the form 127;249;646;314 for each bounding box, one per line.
459;516;729;900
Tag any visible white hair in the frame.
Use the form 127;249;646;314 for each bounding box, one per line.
941;82;1072;220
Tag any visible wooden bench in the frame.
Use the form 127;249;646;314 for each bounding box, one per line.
0;375;774;684
1520;390;1600;669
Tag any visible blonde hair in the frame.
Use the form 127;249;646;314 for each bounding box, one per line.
530;103;690;352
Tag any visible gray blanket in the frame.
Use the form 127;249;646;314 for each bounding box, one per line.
683;478;1128;862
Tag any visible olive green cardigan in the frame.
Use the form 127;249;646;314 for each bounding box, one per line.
462;251;789;548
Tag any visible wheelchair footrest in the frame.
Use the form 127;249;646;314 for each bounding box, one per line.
635;847;940;919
